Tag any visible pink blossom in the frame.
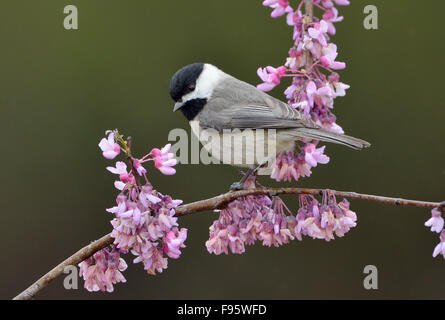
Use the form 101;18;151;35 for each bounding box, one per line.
286;9;303;27
285;47;305;69
320;0;335;9
98;132;121;160
335;200;357;237
308;20;329;47
327;122;345;134
206;222;229;255
151;144;177;175
332;81;350;97
227;225;246;254
301;35;323;58
320;44;346;70
270;150;313;182
323;7;343;35
133;245;169;275
133;159;147;176
106;161;127;175
163;228;188;259
109;185;186;275
262;0;293;18
78;246;127;293
106;194;127;215
257;66;287;92
306;81;317;107
297;195;357;241
114;181;126;191
107;161;133;182
304;143;330;167
320;0;349;8
334;0;350;6
158;210;178;230
433;230;445;258
425;208;444;233
315;84;336;108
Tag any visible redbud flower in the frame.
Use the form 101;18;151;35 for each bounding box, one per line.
262;0;293;18
114;181;126;191
133;159;147;176
110;187;186;275
163;227;188;259
321;0;349;8
257;66;287;92
304;144;330;167
320;0;335;9
308;20;329;47
315;84;335;108
306;81;317;107
425;208;444;233
433;230;445;258
98;132;120;160
286;8;303;28
106;161;136;191
321;44;346;70
323;7;343;35
334;0;350;6
107;161;132;182
270;150;312;182
297;194;357;241
78;246;127;292
332;81;350;97
151;144;177;175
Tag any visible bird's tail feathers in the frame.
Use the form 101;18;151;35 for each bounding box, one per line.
296;128;371;150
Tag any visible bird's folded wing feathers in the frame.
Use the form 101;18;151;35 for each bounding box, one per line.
198;77;318;131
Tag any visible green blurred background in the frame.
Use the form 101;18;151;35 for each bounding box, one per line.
1;0;444;299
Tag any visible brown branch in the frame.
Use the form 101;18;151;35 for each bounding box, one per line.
13;234;114;300
304;0;314;67
305;0;314;21
13;186;443;300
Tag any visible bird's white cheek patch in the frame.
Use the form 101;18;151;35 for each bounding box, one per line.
182;64;228;103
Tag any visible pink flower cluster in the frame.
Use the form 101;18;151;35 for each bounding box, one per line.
109;186;186;275
206;179;295;254
79;131;185;292
270;143;329;182
296;192;356;241
424;207;445;258
260;0;351;182
206;178;357;255
79;246;127;293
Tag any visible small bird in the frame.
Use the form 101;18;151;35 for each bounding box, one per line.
170;63;370;189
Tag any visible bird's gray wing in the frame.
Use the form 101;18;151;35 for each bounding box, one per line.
198;76;318;131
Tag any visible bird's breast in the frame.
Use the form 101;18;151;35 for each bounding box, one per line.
189;120;295;168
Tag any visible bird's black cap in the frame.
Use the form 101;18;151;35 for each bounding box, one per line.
169;63;204;102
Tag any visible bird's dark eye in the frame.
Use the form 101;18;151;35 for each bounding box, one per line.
187;84;195;92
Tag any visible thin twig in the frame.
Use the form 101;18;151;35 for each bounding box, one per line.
13;186;442;300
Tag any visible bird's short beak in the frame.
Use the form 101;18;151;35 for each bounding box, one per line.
173;102;183;112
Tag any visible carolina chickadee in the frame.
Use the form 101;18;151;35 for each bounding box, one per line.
170;63;370;188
